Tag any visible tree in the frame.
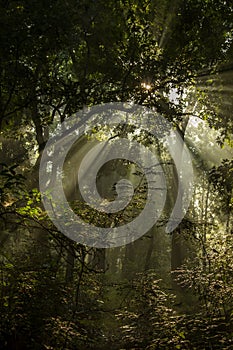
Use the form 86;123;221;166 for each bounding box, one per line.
0;0;232;348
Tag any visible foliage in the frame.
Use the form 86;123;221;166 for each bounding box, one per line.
0;163;25;204
116;273;188;349
0;0;232;349
116;250;233;349
209;159;233;208
0;238;106;349
174;229;233;349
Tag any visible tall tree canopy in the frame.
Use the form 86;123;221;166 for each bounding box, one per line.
0;0;232;349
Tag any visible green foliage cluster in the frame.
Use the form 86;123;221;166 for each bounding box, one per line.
0;0;232;349
0;239;106;349
116;234;233;349
0;163;25;204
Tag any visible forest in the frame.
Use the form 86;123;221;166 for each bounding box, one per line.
0;0;233;349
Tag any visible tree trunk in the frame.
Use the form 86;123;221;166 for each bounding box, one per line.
65;241;75;283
